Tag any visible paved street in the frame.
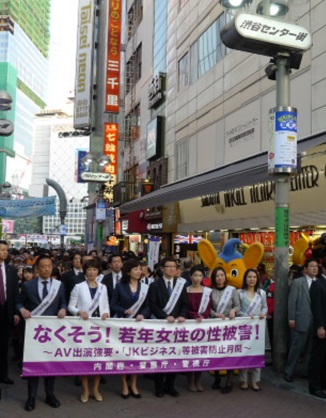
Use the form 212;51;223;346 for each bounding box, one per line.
0;355;325;418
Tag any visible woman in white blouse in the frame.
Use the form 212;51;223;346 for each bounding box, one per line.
237;268;268;391
68;259;110;403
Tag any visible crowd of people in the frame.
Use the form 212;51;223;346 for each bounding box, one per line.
0;240;326;412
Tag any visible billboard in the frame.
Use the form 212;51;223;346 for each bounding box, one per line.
104;122;119;186
106;0;123;113
74;0;96;128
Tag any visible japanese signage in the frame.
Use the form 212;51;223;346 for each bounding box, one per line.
23;317;265;376
104;122;119;186
221;12;312;57
75;149;88;183
81;172;112;182
268;107;297;173
148;72;166;109
74;0;95;128
106;0;122;113
0;196;56;219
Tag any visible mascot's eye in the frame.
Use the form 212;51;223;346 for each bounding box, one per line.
231;269;238;277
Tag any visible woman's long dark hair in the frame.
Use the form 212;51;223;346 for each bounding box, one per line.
242;268;260;292
121;258;142;283
210;266;227;288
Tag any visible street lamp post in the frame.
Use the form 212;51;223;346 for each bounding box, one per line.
220;0;312;371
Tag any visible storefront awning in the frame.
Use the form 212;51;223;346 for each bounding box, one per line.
119;131;326;213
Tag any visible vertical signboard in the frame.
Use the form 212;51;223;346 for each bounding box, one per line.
104;122;119;186
75;149;88;183
106;0;123;113
74;0;95;128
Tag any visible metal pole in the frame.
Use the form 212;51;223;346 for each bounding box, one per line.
273;53;292;373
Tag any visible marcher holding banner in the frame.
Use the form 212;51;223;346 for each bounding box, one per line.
111;258;150;399
148;257;188;398
68;258;109;403
210;267;240;394
16;254;66;412
237;269;268;391
186;265;212;392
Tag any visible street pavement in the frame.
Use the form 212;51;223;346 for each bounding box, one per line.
0;353;325;418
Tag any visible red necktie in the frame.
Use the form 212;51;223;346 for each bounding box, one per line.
0;264;6;305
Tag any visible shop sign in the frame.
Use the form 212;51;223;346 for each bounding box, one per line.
201;164;321;208
147;222;163;230
0;119;14;136
81;172;112;182
148;72;166;109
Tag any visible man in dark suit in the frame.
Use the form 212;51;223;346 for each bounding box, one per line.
17;254;67;411
102;254;123;313
308;259;326;399
148;256;188;398
284;258;318;382
0;240;19;385
61;252;84;304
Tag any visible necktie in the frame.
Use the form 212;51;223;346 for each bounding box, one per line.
167;281;172;296
42;281;48;299
116;274;120;284
0;264;6;305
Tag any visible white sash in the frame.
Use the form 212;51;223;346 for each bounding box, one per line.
246;292;262;316
217;285;234;314
127;282;149;318
86;285;104;316
96;274;104;283
198;287;212;315
163;278;186;315
31;279;61;316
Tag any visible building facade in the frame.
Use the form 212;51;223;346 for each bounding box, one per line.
30;104;89;242
115;0;326;261
0;0;50;190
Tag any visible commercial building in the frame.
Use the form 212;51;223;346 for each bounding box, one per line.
112;0;326;264
30;102;88;244
0;0;50;190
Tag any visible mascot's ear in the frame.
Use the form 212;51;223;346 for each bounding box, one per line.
198;240;218;269
243;242;265;268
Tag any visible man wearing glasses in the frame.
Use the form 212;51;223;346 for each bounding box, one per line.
148;257;188;398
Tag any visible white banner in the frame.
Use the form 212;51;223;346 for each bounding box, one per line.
23;317;265;376
148;236;161;271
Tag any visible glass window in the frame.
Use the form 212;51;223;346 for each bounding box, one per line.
176;140;189;180
178;52;189;91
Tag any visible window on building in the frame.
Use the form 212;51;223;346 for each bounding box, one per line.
127;0;143;41
125;103;140;142
190;13;230;83
178;52;189;91
123;165;139;201
125;43;142;94
176;140;189;180
135;43;142;81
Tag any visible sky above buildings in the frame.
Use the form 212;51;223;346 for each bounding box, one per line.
48;0;79;107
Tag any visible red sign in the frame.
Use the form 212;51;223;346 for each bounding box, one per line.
104;123;119;184
106;0;122;113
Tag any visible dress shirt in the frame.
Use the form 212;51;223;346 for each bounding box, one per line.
306;275;315;289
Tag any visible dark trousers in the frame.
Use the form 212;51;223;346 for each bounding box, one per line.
0;305;10;379
308;335;326;391
27;376;56;398
154;373;176;392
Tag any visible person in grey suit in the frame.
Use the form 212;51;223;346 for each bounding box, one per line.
284;258;319;382
308;259;326;399
17;254;67;412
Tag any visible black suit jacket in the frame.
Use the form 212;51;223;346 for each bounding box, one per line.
61;269;84;303
310;276;326;330
148;278;188;319
2;263;19;325
111;282;150;318
16;278;67;315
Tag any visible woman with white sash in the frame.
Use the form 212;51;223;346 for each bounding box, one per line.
210;267;240;394
68;259;110;403
237;268;268;391
111;258;150;399
186;265;213;392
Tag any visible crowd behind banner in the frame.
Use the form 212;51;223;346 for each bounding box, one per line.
0;241;326;412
